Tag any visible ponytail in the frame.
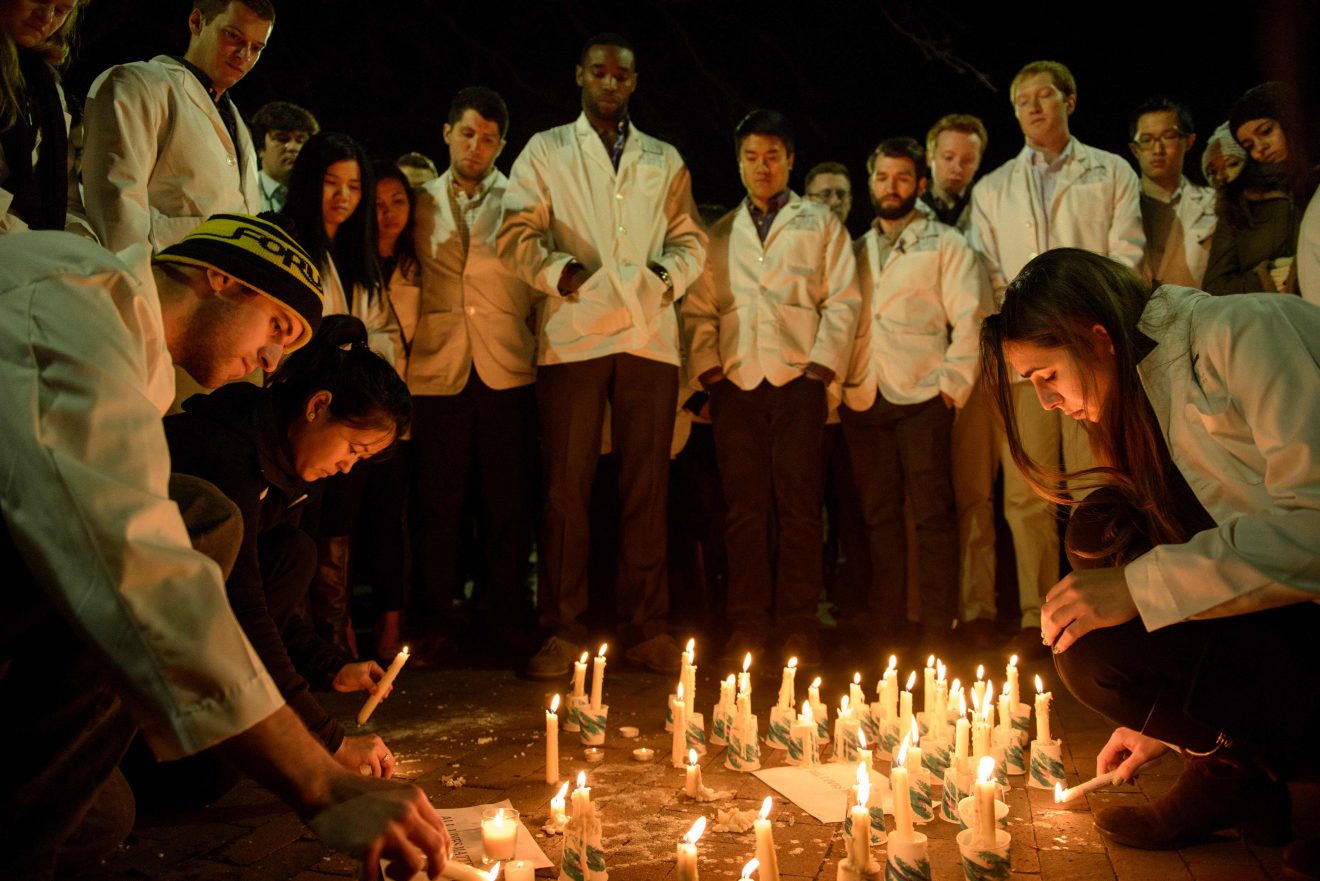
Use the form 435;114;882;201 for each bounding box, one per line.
270;314;411;438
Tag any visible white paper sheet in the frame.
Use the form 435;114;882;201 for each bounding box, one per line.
753;764;894;823
383;797;553;879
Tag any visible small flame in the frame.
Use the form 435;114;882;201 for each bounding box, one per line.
1054;782;1067;803
1009;654;1019;668
741;858;760;879
811;676;822;689
857;728;867;749
787;656;798;669
926;654;935;668
803;700;814;724
856;769;870;807
555;782;569;800
486;863;501;881
909;715;920;747
840;694;850;713
550;694;560;713
598;643;608;658
853;671;861;685
743;652;752;672
579;651;589;664
576;771;586;788
887;655;897;673
760;796;772;820
896;734;910;766
976;664;985;681
904;671;916;691
1036;674;1045;694
977;755;995;783
685;815;706;844
688;748;697;766
677;682;684;701
686;637;696;655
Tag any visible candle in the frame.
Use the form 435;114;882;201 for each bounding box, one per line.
590;644;607;708
975;756;997;848
571;771;590;819
573;651;589;698
753;796;780;881
673;682;688;767
1035;675;1052;743
850;763;871;868
682;639;697;709
808;675;822;711
503;861;534;881
1055;772;1123;803
739;858;759;880
720;674;736;708
955;714;970;776
973;691;991;758
357;645;409;725
904;716;922;775
892;735;914;838
676;815;704;881
440;860;501;881
550;781;569;825
777;657;798;709
791;701;816;765
849;672;865;711
973;664;987;709
856;728;872;770
1006;654;1020;707
922;655;935;715
685;748;702;797
740;652;752;696
480;807;518;861
898;672;915;741
546;694;560;785
736;689;751;728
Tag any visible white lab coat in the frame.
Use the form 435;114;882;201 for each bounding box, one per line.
498;113;707;366
969;137;1145;300
682;195;860;402
383;260;420;381
1298;188;1320;305
1127;285;1320;630
0;232;283;759
1139;176;1217;289
320;254;399;371
83;55;259;256
842;214;992;412
410;169;536;395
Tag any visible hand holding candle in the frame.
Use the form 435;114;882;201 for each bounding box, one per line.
1055;772;1123;803
357;645;409;725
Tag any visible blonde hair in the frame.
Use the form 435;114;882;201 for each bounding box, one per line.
1009;60;1076;104
1;1;86;130
924;114;988;157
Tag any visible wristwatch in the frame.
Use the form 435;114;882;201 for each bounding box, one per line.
649;263;673;290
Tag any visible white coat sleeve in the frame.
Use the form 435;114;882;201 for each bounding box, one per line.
1298;189;1320;305
679;229;723;387
808;215;862;376
936;230;992;407
0;266;284;760
83;65;160;253
654;162;707;301
497;136;577;298
840;237;875;399
1107;161;1146;271
1125;299;1320;630
968;185;1009;304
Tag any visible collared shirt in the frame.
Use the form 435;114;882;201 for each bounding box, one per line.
446;169;498;261
258;169;286;213
747;190;792;243
920;185;971;229
591;116;630;171
1028;139;1074;245
870;211;917;266
171;56;240;153
1140;176;1183;285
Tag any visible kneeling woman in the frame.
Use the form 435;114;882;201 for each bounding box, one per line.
165;315;412;780
981;249;1320;860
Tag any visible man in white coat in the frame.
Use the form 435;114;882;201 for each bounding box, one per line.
82;0;271;257
841;137;991;649
499;34;707;677
968;59;1145;655
1127;96;1217;289
409;87;539;657
684;110;860;665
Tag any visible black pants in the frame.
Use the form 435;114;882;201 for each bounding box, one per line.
538;353;677;642
711;376;826;634
1056;488;1320;780
840;393;958;628
410;375;537;625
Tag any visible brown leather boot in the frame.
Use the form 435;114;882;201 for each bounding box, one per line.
310;535;358;658
1094;748;1290;850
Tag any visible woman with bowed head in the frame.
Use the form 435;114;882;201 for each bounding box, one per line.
980;248;1320;875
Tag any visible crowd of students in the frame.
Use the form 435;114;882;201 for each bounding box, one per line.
3;0;1320;878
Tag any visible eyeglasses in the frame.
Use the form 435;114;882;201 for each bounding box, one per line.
1131;131;1187;151
806;188;850;201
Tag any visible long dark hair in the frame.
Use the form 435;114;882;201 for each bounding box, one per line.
979;249;1191;550
282;131;382;305
374;162;418;279
270;314;411;439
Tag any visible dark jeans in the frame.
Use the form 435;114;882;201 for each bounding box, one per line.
410;375;537;626
711;376;826;634
1056;488;1320;780
840;393;958;628
538;353;677;642
0;475;242;880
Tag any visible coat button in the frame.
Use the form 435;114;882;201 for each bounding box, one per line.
466;306;476;316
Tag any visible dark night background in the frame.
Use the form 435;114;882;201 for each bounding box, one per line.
66;0;1318;237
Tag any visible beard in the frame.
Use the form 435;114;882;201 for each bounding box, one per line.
873;190;919;220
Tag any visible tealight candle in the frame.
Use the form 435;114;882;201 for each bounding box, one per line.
357;645;409;725
685;748;702;797
546;694;561;785
480;806;518;862
1035;675;1052;743
590;644;608;708
753;796;780;881
676;815;704;881
777;657;798;709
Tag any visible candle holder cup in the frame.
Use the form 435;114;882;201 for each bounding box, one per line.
955;827;1011;881
995;727;1025;777
886;831;932;881
1028;738;1065;790
480;806;519;864
941;766;973;824
786;725;820;767
956;796;1009;833
710;703;733;746
766;705;794;750
578;704;608;746
1010;702;1031;750
686;711;707;755
921;737;953;779
909;768;935;825
726;719;762;772
564;694;590;734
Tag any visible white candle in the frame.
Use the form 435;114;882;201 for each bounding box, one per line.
1035;675;1052;743
954;716;970;776
480;807;517;861
975;756;997;848
439;860;500;881
357;645;409;725
546;694;560;785
737;690;751;729
898;672;915;741
791;703;816;765
1006;654;1020;707
685;748;702;797
856;727;872;770
681;639;697;710
719;674;736;708
571;771;590;819
882;657;898;721
850;764;871;868
550;781;569;825
892;735;914;838
904;717;922;775
998;691;1013;742
590;644;607;708
739;858;759;880
777;657;798;710
849;672;866;711
1055;772;1123;803
740;652;753;696
922;655;935;715
572;651;589;698
973;664;986;709
676;815;705;881
753;796;780;881
673;682;688;767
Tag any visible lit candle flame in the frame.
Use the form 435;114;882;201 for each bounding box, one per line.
904;671;916;691
985;679;995;706
555;782;569;800
686;637;695;656
788;656;798;669
725;674;736;687
886;655;897;673
937;661;946;682
741;858;760;879
677;682;684;701
976;664;984;681
981;696;993;722
743;652;752;672
959;692;968;716
688;748;697;766
597;643;608;659
857;728;867;749
486;863;501;881
909;715;919;747
576;771;586;788
811;676;822;689
579;651;589;664
927;654;935;668
896;734;910;766
1009;654;1019;668
856;768;870;807
550;694;560;713
853;671;861;685
1054;782;1067;803
685;815;706;844
840;694;850;713
951;677;961;695
803;700;814;724
495;807;506;824
977;755;995;783
760;796;772;820
1035;674;1045;694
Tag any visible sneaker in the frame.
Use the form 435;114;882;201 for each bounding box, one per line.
525;635;584;681
625;633;683;674
782;631;822;669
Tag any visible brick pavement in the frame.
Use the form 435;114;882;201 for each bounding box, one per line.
97;644;1302;881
